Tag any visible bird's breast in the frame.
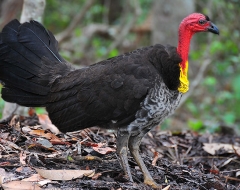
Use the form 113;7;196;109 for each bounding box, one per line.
127;78;182;136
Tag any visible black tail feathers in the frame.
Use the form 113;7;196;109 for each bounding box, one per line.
0;19;71;107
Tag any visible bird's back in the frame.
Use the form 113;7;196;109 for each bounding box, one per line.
46;44;182;133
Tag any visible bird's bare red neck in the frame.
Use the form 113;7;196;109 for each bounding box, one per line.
176;19;195;93
177;23;194;70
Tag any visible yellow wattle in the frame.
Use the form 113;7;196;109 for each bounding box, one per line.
178;60;189;93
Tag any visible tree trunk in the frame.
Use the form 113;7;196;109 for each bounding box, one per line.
2;0;46;119
20;0;46;23
151;0;195;46
0;0;23;29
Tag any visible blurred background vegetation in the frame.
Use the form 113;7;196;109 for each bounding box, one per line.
0;0;239;134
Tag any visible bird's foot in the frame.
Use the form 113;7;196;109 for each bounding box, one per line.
117;172;133;183
144;178;162;189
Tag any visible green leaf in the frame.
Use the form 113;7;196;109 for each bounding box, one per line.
232;76;240;100
186;101;198;116
35;107;47;114
222;112;236;125
203;76;217;86
188;119;203;131
108;48;119;58
74;28;82;37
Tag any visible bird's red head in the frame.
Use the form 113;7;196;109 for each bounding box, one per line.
177;13;219;63
180;13;219;34
177;13;219;93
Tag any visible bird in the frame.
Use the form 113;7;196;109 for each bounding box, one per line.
0;13;219;188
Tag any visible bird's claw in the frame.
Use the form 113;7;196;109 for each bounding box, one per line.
144;178;162;189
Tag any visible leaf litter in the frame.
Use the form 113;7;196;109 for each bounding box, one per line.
0;112;240;189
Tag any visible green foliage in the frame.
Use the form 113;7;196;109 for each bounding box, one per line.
222;112;236;125
43;0;155;62
35;107;47;115
188;119;203;131
180;0;240;133
44;0;82;32
232;76;240;100
186;101;198;116
109;48;119;58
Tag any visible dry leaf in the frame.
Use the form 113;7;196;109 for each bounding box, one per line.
21;174;51;187
236;170;240;177
15;167;23;173
91;172;102;180
222;157;236;167
0;168;15;185
209;165;219;175
50;140;71;146
9;115;21;132
162;185;170;190
21;174;43;182
37;179;52;186
21;126;31;134
0;162;11;166
29;129;46;137
81;142;104;147
0;133;9;140
29;129;55;139
203;143;240;155
233;145;240;156
92;147;115;155
152;151;160;166
1;181;41;190
37;114;59;134
36;169;94;180
29;129;65;145
73;155;102;162
0;139;22;151
46;153;61;158
28;108;36;117
27;143;56;152
36;138;53;148
19;152;27;165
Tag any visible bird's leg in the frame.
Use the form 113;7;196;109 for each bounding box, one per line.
116;130;133;182
128;130;160;189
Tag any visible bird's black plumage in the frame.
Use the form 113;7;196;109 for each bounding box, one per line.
0;14;219;188
0;19;181;133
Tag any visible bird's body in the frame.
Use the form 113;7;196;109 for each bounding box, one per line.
50;44;182;135
0;13;219;188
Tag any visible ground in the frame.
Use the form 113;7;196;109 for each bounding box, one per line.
0;113;240;190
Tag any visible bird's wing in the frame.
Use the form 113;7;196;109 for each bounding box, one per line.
46;45;181;132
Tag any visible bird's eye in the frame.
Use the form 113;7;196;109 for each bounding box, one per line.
198;20;206;25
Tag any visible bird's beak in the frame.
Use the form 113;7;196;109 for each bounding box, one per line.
207;22;219;35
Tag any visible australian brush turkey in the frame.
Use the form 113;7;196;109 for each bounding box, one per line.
0;13;219;188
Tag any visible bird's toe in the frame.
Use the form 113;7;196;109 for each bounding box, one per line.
144;178;161;189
